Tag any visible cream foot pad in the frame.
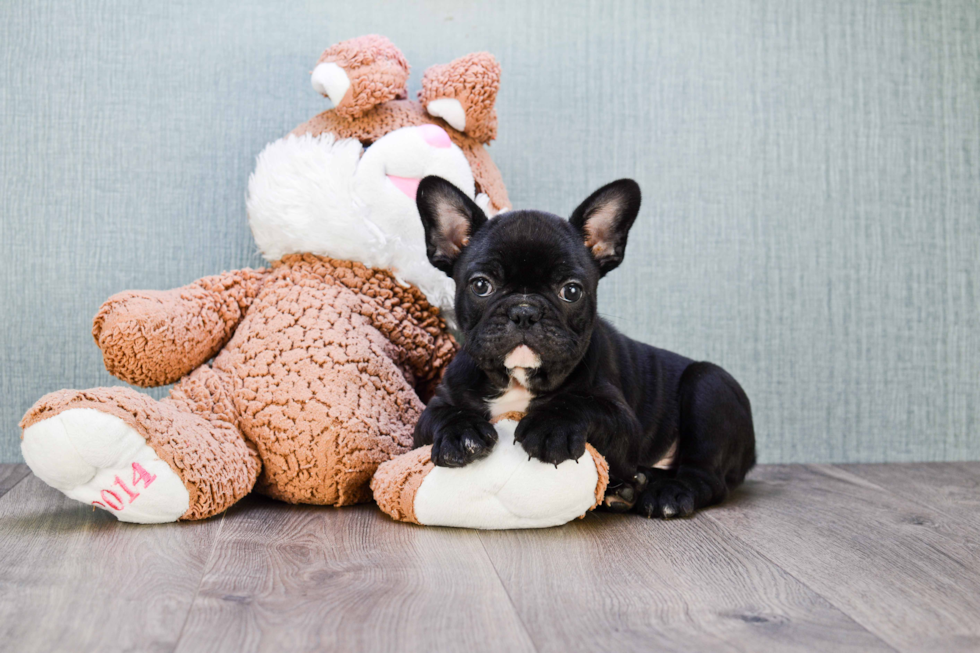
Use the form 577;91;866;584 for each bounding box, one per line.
372;414;609;529
21;409;190;524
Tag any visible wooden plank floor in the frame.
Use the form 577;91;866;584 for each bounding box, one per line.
1;463;978;652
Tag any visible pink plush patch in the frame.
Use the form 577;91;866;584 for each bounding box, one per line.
388;175;421;199
504;345;541;369
418;124;452;148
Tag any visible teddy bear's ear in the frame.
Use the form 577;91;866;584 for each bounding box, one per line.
311;35;410;119
418;53;501;144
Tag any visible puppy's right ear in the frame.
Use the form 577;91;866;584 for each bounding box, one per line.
417;176;488;275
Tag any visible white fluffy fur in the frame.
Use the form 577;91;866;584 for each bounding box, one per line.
247;127;490;320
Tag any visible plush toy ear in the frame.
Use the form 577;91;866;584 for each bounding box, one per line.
418;53;501;144
311;35;410;119
417;176;489;275
569;179;642;277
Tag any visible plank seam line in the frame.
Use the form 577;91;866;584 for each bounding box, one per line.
170;512;227;653
827;463;972;526
702;510;902;653
477;534;541;653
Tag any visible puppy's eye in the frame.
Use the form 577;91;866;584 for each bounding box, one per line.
558;282;584;303
470;277;494;297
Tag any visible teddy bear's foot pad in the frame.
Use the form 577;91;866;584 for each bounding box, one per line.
374;418;610;529
22;409;190;523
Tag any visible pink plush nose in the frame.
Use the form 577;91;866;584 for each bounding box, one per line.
388;175;421;199
418;124;452;148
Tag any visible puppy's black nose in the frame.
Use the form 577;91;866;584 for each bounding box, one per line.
508;304;542;329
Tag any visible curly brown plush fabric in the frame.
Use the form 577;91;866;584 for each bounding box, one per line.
21;35;505;523
212;255;456;506
93;269;269;387
370;446;433;525
419;52;501;144
585;444;610;511
20;368;261;521
316;35;411;118
24;255;457;518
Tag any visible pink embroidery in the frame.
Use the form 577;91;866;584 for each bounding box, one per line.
132;462;157;489
113;475;139;503
100;489;123;511
89;462;158;513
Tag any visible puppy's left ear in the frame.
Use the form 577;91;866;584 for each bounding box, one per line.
569;179;641;277
417;176;489;276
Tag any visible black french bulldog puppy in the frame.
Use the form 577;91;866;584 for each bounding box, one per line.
413;176;756;519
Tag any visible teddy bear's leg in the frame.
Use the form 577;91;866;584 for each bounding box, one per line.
20;367;260;523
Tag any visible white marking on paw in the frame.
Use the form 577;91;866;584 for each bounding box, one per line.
22;409;190;523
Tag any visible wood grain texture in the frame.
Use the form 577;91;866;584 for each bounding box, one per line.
0;463;29;499
173;497;536;653
0;473;222;653
707;465;980;652
5;464;980;652
478;511;893;653
840;462;980;529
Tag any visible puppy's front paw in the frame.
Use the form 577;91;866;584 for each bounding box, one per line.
637;479;696;519
430;411;497;468
514;411;587;467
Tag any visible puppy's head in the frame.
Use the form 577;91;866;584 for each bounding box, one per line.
417;176;641;392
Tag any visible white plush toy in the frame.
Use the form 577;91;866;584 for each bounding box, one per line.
371;413;609;529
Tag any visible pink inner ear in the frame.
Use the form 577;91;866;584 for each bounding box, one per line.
388;175;421;199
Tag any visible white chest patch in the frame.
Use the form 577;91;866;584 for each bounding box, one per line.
487;381;534;418
488;346;542;418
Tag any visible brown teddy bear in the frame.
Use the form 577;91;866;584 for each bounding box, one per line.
19;35;509;524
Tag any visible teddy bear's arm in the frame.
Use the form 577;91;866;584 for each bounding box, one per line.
412;327;459;403
92;268;270;387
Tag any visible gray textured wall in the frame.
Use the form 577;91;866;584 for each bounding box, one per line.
2;0;978;463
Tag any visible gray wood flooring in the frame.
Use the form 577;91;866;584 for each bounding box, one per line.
1;463;978;652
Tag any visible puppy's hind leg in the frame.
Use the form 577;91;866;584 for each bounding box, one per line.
599;469;650;512
637;362;756;519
